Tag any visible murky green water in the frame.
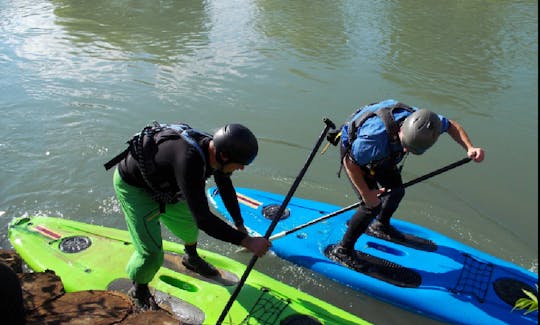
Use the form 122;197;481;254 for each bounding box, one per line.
1;0;537;324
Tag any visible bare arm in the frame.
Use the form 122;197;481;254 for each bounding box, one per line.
447;120;485;162
343;155;384;208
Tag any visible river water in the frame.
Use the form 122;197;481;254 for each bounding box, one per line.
1;1;537;324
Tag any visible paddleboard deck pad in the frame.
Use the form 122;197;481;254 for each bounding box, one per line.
106;277;206;323
324;245;422;288
8;216;369;325
208;187;538;325
364;224;437;252
162;252;240;286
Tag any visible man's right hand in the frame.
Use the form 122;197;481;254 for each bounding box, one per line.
240;236;271;257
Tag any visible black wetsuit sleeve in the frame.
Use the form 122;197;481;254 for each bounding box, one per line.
214;171;243;226
160;141;246;245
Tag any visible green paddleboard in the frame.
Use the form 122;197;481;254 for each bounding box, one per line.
8;216;369;325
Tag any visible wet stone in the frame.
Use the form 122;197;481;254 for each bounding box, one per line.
0;249;185;325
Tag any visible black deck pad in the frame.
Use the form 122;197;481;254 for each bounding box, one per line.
365;227;438;252
162;252;239;286
324;245;422;288
107;278;206;324
493;277;536;307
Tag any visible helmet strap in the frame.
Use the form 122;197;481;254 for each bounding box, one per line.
215;151;230;171
209;140;226;170
216;154;239;176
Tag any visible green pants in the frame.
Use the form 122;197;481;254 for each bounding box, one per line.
113;168;199;284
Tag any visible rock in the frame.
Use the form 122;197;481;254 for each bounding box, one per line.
26;290;132;324
0;249;184;325
19;270;64;311
0;249;23;273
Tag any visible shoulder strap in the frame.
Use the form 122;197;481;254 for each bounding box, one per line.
158;123;208;165
104;147;129;170
374;108;400;144
347;111;376;143
181;131;205;160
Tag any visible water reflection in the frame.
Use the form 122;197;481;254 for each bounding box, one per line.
253;0;349;64
51;0;209;64
377;1;519;109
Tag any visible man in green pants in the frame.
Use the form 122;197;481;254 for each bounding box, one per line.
107;122;271;310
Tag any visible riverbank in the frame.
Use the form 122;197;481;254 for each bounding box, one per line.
0;249;183;324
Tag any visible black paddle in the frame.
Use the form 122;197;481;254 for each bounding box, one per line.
216;117;336;324
265;157;472;243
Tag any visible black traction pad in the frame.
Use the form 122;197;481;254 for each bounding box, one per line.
365;227;438;252
107;278;206;324
162;252;239;286
324;245;422;288
493;277;536;307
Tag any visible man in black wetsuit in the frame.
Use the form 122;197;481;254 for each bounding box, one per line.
109;123;271;310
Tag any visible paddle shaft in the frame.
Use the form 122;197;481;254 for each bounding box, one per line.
216;117;336;325
268;157;472;242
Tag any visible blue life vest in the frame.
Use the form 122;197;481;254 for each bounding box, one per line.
341;99;449;169
341;99;415;167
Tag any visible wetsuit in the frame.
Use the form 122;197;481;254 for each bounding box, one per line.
113;131;246;284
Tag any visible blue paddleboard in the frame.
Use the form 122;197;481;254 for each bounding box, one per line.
208;187;538;325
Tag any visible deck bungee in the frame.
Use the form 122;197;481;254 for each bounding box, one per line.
8;216;369;325
208;187;538;325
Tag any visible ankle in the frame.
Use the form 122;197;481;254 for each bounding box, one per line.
184;243;199;257
133;282;150;293
337;243;352;251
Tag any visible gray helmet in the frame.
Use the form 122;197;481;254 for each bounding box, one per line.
401;109;442;155
213;124;258;165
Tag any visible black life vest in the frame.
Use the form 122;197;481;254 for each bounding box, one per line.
104;121;209;212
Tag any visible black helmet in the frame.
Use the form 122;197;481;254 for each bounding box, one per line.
213;124;258;165
401;109;442;155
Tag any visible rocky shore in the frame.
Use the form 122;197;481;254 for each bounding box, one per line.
0;249;184;324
